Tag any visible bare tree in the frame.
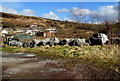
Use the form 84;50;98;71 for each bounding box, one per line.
69;7;90;23
69;7;91;38
90;11;118;44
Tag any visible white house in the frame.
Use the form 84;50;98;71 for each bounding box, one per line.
1;30;8;34
30;25;38;27
26;30;36;35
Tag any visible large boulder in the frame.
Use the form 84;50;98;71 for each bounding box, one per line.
77;39;89;45
9;40;23;47
37;41;46;46
89;33;109;45
23;41;35;48
58;38;74;45
47;37;60;46
52;37;60;45
68;39;79;46
69;39;89;46
33;39;41;47
37;38;50;46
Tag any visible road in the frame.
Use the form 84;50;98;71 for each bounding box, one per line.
1;51;120;80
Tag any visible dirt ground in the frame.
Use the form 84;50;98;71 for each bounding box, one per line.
1;51;120;80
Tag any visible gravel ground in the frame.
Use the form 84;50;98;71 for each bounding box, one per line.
1;51;120;80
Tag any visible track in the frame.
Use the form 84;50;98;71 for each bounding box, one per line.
1;51;120;79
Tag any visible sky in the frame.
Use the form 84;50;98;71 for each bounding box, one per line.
0;2;119;24
1;0;119;2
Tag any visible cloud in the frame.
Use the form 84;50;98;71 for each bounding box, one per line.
64;17;75;22
93;21;102;24
0;6;18;14
70;7;91;16
19;9;34;16
58;7;91;23
58;4;118;23
1;6;34;16
91;4;118;22
98;5;117;17
57;7;91;16
57;8;69;12
42;12;60;20
0;6;3;12
3;7;18;14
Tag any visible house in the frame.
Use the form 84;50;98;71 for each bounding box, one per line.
16;30;24;33
44;28;57;37
26;30;34;35
30;24;38;27
1;29;8;37
1;30;8;34
24;27;57;37
35;27;57;38
30;25;38;27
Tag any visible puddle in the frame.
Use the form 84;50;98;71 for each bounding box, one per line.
49;68;66;72
14;53;25;55
0;51;5;54
4;68;21;75
2;58;30;63
23;54;36;57
46;59;58;63
4;61;47;75
14;53;36;57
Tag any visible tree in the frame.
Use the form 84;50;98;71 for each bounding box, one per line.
69;7;91;38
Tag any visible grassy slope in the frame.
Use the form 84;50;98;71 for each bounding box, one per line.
1;44;120;73
1;12;120;38
3;12;119;38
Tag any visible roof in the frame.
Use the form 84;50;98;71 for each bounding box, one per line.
12;35;33;42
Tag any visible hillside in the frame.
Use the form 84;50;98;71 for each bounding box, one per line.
1;12;120;38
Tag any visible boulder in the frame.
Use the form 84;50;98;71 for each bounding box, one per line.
89;33;109;45
36;38;50;46
58;38;74;45
47;37;60;46
23;41;35;48
9;40;23;47
68;39;80;46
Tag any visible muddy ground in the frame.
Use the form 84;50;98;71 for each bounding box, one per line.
1;51;120;80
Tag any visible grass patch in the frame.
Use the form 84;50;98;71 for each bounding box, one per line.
1;44;120;73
